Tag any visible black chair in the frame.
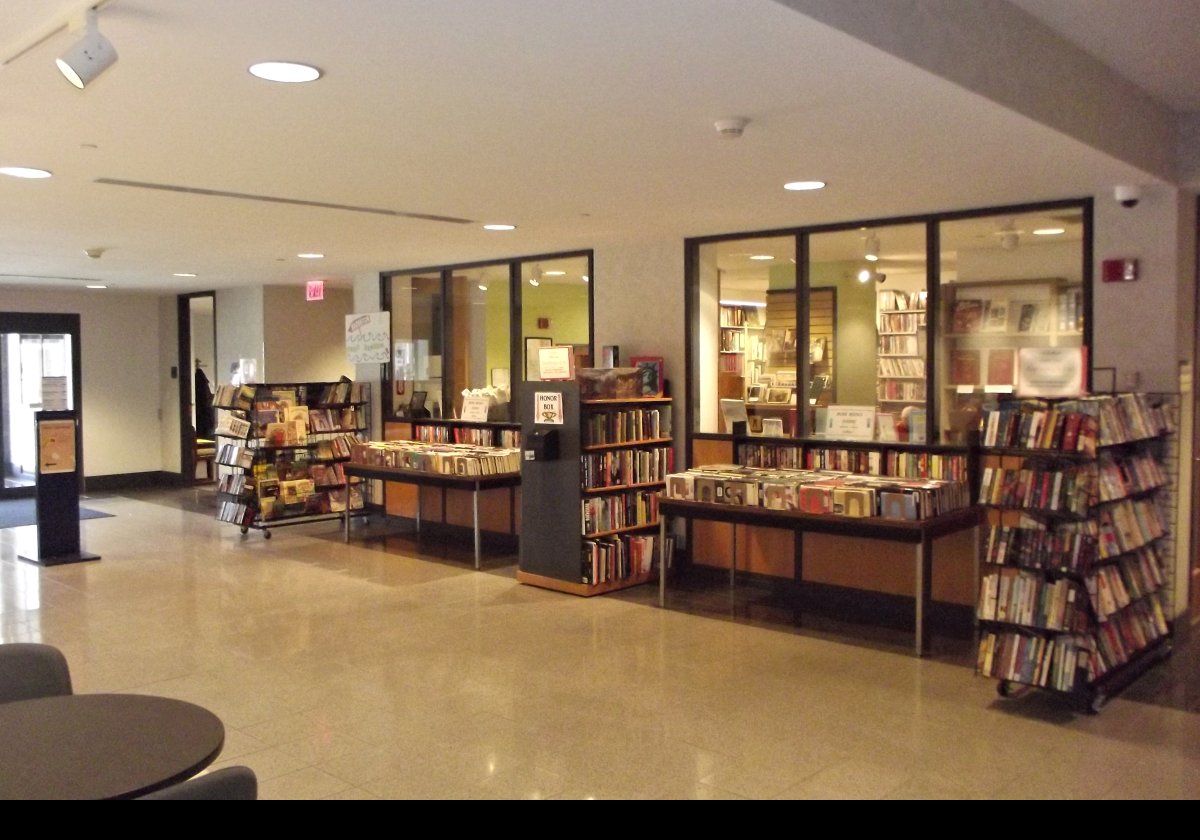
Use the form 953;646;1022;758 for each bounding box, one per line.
139;766;258;800
0;643;73;704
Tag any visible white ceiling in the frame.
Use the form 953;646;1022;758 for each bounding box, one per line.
0;0;1178;294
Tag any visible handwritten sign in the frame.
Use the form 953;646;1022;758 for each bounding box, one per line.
535;391;564;425
538;346;574;380
823;405;876;441
460;395;491;423
345;312;390;364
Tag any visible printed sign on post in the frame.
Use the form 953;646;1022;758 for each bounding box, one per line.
460;394;491;423
345;312;391;364
38;418;76;474
534;391;564;425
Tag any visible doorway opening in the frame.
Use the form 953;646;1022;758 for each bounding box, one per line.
177;292;217;484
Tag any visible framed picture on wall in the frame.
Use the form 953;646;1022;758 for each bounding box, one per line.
524;336;552;381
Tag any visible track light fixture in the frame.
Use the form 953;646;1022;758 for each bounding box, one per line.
56;8;117;89
864;233;880;262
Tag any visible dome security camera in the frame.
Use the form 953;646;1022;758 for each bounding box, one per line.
1114;185;1141;209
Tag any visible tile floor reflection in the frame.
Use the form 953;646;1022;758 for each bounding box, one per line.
1;489;1197;800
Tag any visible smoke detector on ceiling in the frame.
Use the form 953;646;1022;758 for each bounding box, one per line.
83;247;106;259
714;117;749;139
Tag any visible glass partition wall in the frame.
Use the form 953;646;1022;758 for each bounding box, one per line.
383;251;592;420
688;200;1090;445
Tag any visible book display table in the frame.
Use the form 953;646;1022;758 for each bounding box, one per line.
657;497;980;656
342;463;520;569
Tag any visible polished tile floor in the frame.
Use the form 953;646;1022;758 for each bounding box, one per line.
1;488;1198;799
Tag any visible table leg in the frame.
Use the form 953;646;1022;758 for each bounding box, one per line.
915;535;932;657
344;502;350;543
473;485;482;571
415;487;422;538
658;514;667;608
730;524;737;591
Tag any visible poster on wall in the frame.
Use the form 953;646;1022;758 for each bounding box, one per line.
1016;347;1086;398
345;312;391;364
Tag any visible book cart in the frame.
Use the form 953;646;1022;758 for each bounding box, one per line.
974;393;1173;711
212;380;370;538
516;380;674;596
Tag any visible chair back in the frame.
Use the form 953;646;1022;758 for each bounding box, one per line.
0;643;73;704
139;766;258;800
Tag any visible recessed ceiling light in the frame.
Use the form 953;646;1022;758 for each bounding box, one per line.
477;283;488;291
784;180;826;191
544;270;566;276
297;253;324;259
749;255;774;261
173;272;197;278
1032;228;1065;236
0;166;52;179
581;275;589;283
482;223;516;231
249;62;321;83
86;284;107;289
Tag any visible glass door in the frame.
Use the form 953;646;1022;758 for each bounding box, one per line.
0;332;75;497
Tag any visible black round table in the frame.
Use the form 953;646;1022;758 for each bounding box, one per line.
0;693;225;800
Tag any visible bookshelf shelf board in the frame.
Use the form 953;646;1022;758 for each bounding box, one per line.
877;375;927;380
582;437;674;452
979;446;1094;461
583;522;661;539
976;618;1081;635
976;503;1089;521
878;353;923;358
581;397;673;406
878;330;919;336
582;480;668;494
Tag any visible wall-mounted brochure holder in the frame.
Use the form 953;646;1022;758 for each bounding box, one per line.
18;410;100;566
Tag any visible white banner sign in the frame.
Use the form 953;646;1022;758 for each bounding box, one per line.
824;405;876;441
345;312;391;364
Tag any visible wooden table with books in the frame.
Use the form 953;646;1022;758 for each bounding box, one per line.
657;467;980;656
343;440;522;569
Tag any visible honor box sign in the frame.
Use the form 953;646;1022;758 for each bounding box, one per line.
823;405;876;441
345;312;391;364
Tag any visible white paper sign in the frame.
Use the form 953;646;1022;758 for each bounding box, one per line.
460;395;491;423
538;346;574;380
824;405;876;441
41;376;68;411
345;312;391;364
1016;347;1085;398
534;391;564;425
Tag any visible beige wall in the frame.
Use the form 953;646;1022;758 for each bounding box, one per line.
0;288;163;478
262;285;355;384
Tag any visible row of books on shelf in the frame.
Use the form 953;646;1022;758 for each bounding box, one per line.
414;425;521;448
253;461;349;490
879;335;919;356
309;406;365;433
217;443;254;469
349;440;521;476
664;465;971;520
1095;497;1168;558
212;384;256;410
978;465;1092;514
580;532;670;585
582;445;674;491
981;403;1099;452
878;312;921;334
1097;450;1166;502
983;525;1096;573
719;330;749;352
1096;393;1170;446
719;306;762;327
949;347;1016;387
317;380;369;406
258;485;364;519
217;498;256;527
1088;548;1168;619
581;489;660;535
878;289;926;312
583;407;671;447
877;380;926;402
976;631;1086;692
977;568;1087;633
877;356;925;378
1090;593;1170;680
735;443;967;482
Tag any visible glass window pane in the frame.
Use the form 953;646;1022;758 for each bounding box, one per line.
696;236;795;434
389;271;443;417
937;208;1085;443
519;255;590;381
448;264;511;418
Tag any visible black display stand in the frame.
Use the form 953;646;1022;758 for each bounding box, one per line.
19;410;100;566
